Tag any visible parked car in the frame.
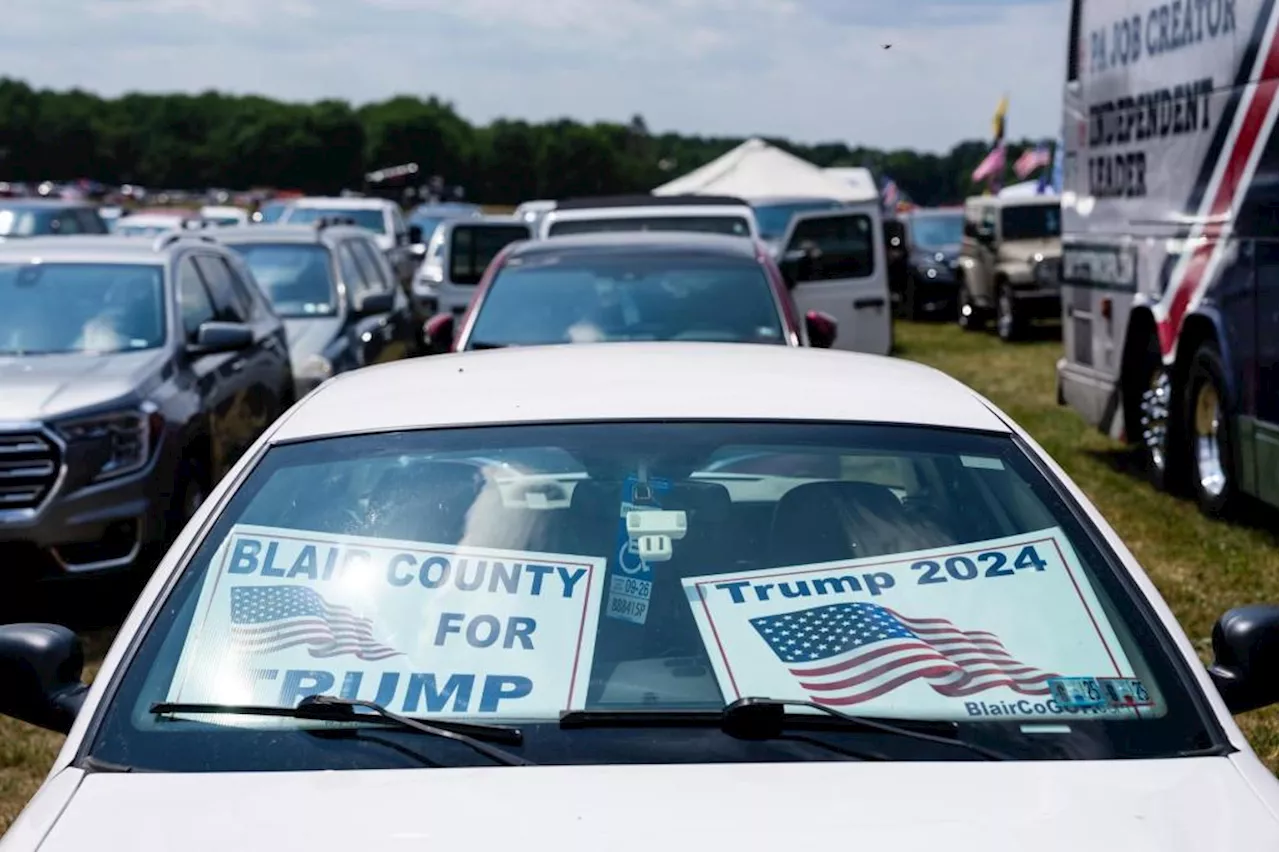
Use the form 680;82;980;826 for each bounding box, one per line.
411;216;533;323
406;202;483;259
0;199;108;239
895;207;965;320
0;234;293;581
0;343;1274;849
114;210;207;237
218;223;419;399
278;197;419;292
957;195;1062;341
539;195;760;240
199;206;250;227
423;232;836;353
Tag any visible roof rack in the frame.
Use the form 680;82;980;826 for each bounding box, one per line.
152;232;218;251
554;194;749;210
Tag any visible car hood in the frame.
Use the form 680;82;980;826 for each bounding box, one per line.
34;758;1275;851
283;317;343;363
0;350;166;421
999;237;1061;264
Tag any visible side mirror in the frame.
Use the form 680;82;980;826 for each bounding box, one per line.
779;249;814;289
408;224;424;245
804;311;838;349
423;312;456;355
187;321;253;356
1208;604;1278;714
353;289;395;316
0;624;89;733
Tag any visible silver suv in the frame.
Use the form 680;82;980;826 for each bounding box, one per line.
956;195;1063;341
0;234;293;581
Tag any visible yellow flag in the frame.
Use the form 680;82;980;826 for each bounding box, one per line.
992;95;1009;141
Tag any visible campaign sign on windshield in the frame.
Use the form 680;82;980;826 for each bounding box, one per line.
683;528;1152;721
166;524;606;718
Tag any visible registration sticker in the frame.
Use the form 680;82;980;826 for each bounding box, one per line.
1047;677;1107;709
605;475;671;625
1098;677;1152;708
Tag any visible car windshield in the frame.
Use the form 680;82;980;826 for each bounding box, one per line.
258;203;289;224
467;253;785;347
228;243;337;318
909;214;963;250
285;207;387;234
752;201;842;241
89;422;1213;772
548;215;751;238
1001;205;1061;241
0;262;165;354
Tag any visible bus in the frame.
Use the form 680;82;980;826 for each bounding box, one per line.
1057;0;1278;518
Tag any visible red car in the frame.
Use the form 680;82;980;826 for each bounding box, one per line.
423;231;837;353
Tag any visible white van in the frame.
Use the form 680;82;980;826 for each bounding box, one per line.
410;216;533;319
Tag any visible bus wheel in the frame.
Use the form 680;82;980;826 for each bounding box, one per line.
957;284;983;331
1132;336;1173;491
1184;342;1238;518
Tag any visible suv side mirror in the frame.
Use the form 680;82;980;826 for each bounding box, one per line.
804;311;838;349
779;249;814;289
423;312;456;355
353;289;395;316
1208;604;1278;714
188;321;253;356
0;624;89;733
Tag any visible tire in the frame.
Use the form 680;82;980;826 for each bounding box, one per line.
1184;342;1239;518
995;279;1025;342
957;283;983;331
1127;333;1174;492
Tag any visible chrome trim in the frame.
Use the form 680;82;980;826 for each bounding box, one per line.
0;421;68;524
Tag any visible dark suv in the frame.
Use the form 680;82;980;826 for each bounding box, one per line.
0;234;294;580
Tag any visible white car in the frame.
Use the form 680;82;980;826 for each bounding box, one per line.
199;205;250;227
278;197;417;288
2;344;1275;851
539;196;760;241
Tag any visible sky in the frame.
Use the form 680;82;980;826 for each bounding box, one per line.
3;0;1069;152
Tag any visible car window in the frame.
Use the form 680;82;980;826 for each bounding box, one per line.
350;239;391;292
336;243;370;294
89;421;1215;772
283;207;387;234
980;206;998;234
50;211;82;235
468;253;786;348
752;202;843;242
547;216;751;238
390;206;407;239
228;243;337;318
194;255;248;324
449;225;530;285
178;258;216;344
785;214;876;280
908;214;964;250
1001;205;1060;241
74;207;107;234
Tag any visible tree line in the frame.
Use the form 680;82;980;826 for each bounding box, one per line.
0;78;1050;207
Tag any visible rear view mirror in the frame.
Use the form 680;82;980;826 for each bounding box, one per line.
423;312;456;355
804;311;838;349
354;290;395;316
0;623;89;733
1208;604;1278;714
188;321;253;356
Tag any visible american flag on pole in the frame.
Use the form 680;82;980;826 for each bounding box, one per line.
971;143;1006;184
750;602;1057;707
1014;143;1053;179
230;585;401;661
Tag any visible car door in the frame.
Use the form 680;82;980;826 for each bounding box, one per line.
446;221;533;304
176;256;241;482
350;237;413;363
192;253;284;464
779;210;890;355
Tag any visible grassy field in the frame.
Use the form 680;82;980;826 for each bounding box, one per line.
0;319;1275;834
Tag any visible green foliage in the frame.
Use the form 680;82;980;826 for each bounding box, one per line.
0;78;1049;204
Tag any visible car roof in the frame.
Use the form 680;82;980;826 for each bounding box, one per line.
749;197;844;206
507;231;763;260
0;234;210;263
555;194;748;210
274;343;1008;442
291;196;393;210
213;224;370;245
547;205;753;221
0;199;96;211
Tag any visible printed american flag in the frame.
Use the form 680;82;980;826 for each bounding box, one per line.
1014;144;1053;179
750;602;1057;707
230;585;401;661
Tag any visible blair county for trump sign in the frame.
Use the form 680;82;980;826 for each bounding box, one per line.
681;528;1154;722
166;524;606;719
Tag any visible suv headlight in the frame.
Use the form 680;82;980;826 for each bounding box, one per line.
296;354;334;383
57;404;163;482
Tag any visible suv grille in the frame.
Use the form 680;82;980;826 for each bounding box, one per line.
0;431;60;511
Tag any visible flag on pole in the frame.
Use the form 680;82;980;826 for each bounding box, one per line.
1014;143;1052;179
972;142;1006;184
880;177;900;212
1042;138;1064;194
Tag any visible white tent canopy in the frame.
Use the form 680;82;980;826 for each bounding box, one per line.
653;138;877;203
822;167;879;202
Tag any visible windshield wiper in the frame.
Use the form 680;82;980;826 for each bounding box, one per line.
561;696;1010;761
151;696;535;767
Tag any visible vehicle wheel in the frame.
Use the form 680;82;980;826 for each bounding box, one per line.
957;283;983;331
995;280;1024;342
1184;343;1239;518
1130;335;1174;492
168;457;209;541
